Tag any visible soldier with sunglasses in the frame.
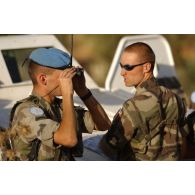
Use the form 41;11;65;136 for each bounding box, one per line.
100;42;187;160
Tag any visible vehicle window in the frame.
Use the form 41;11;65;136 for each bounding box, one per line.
2;48;51;83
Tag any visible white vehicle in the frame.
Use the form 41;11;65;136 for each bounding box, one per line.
0;34;184;160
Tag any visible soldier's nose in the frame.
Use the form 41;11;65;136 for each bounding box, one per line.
121;69;125;76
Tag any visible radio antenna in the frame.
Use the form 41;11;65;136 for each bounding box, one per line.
70;34;73;66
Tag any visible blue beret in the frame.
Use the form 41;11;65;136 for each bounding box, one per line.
29;48;71;69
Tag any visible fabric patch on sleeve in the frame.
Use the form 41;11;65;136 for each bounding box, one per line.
30;107;44;117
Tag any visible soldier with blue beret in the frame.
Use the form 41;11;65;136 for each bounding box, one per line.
9;47;111;160
100;42;187;160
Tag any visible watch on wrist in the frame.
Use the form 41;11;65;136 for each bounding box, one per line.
80;89;92;101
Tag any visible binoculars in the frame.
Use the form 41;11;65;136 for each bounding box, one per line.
75;67;83;76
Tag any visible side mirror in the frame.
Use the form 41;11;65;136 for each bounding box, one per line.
191;91;195;109
191;91;195;104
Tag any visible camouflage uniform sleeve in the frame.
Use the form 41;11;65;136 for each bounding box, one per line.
100;102;136;160
75;106;95;134
12;105;59;149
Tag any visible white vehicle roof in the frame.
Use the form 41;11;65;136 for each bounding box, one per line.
0;34;97;87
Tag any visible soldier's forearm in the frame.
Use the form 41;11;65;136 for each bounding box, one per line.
54;95;77;147
83;95;111;130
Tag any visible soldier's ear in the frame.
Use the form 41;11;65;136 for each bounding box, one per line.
38;73;47;85
143;62;152;73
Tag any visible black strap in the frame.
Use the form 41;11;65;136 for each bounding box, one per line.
28;139;41;161
174;94;186;157
174;94;186;129
80;90;92;101
54;146;75;161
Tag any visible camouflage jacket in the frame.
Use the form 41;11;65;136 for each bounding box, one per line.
9;94;95;161
100;77;186;161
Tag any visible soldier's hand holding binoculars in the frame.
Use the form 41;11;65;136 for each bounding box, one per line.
72;66;88;97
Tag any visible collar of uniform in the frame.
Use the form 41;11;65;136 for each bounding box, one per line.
30;92;53;113
135;77;158;95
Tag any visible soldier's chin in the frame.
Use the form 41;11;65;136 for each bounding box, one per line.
124;82;132;87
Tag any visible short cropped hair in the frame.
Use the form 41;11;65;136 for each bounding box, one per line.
124;42;156;71
28;60;54;85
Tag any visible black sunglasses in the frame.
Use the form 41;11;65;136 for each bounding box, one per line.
120;62;148;71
